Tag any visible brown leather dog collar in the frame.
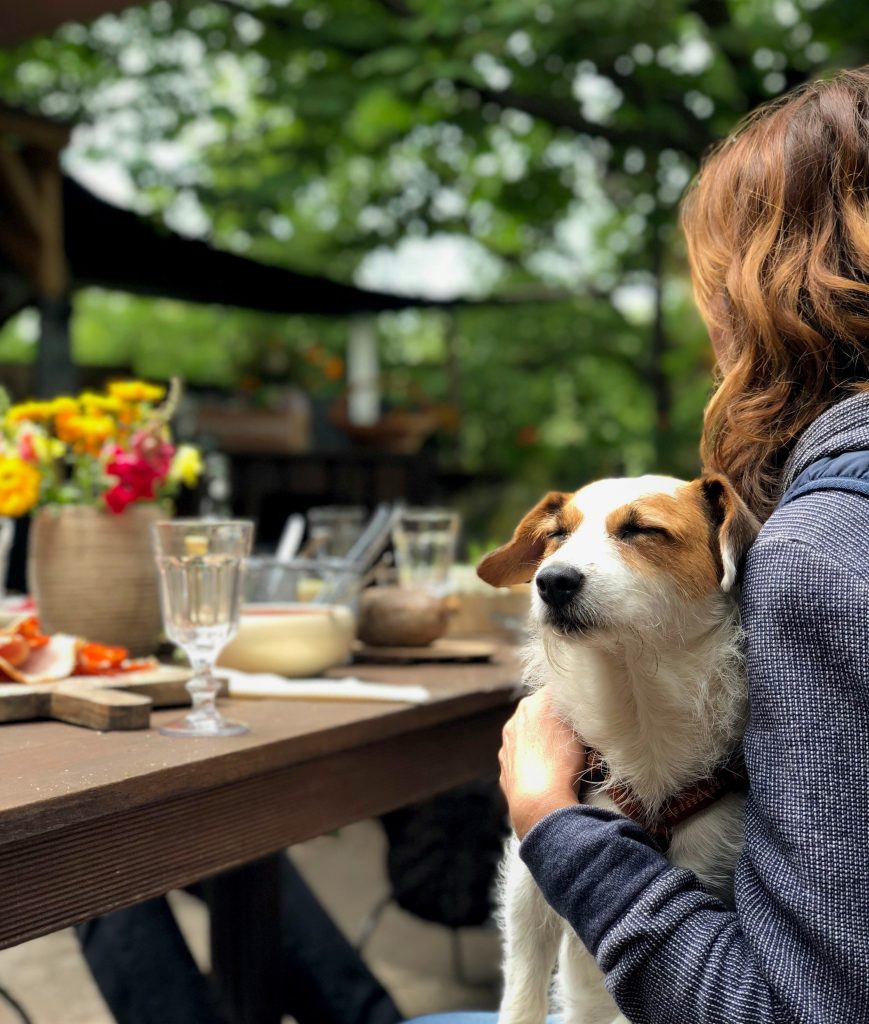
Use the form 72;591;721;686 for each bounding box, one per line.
582;748;748;850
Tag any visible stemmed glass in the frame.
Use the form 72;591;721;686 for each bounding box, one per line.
152;519;254;738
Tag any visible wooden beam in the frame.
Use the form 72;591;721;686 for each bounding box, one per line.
0;106;70;151
0;2;143;50
27;147;67;297
0;142;68;298
0;147;45;240
0;219;41;282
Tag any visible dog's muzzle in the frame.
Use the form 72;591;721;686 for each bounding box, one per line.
536;564;584;608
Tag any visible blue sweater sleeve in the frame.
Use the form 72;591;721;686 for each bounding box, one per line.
519;534;869;1024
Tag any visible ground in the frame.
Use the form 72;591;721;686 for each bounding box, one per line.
0;818;501;1023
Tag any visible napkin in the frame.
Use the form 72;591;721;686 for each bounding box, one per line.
225;670;430;705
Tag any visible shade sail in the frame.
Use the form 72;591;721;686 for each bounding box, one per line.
0;175;429;323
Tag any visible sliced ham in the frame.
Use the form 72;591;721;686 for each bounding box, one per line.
0;634;78;684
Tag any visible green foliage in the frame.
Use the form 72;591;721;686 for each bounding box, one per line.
0;0;861;540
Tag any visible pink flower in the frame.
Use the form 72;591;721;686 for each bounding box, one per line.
130;431;174;479
17;432;36;464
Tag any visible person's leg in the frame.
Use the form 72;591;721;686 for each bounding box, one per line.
278;854;402;1024
402;1016;498;1023
403;1017;560;1023
76;897;225;1024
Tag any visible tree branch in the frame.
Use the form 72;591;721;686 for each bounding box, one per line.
457;81;710;157
376;0;415;18
688;0;731;30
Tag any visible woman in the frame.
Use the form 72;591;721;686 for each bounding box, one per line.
411;68;869;1022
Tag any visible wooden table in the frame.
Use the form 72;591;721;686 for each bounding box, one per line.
0;647;521;1023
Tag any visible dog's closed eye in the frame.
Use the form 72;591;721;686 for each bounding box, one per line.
616;519;672;542
545;528;569;542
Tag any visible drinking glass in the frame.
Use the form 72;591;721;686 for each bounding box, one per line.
306;506;367;559
152;519;254;738
391;509;460;596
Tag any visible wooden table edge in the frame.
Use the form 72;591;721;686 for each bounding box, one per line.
0;700;515;950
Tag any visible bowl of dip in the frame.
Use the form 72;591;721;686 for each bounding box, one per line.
217;558;359;677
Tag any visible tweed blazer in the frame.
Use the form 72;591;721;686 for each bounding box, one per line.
520;392;869;1023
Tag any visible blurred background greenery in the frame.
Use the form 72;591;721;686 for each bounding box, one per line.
0;0;863;544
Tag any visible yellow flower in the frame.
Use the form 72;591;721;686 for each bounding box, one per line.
47;397;79;419
6;401;53;425
79;392;122;416
108;381;166;404
0;456;40;517
55;412;116;456
168;445;203;488
31;433;66;463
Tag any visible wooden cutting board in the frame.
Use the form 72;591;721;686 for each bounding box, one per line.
353;638;495;664
0;666;227;731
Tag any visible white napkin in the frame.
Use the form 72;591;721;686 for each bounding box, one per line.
225;670;430;705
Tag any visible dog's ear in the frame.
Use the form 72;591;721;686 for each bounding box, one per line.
477;491;571;588
699;474;760;592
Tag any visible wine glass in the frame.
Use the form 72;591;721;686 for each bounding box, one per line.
152;519;254;738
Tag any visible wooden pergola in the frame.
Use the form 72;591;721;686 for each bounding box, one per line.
0;2;559;400
0;107;433;397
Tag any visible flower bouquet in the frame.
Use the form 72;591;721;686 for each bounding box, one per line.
0;378;202;518
0;379;204;654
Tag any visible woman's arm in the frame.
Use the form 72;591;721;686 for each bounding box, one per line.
512;534;869;1024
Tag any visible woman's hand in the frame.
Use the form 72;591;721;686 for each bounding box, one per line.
499;687;585;840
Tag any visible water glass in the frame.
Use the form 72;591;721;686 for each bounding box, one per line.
391;509;460;595
306;506;367;559
152;519;254;738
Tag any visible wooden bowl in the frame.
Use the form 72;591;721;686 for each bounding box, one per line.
357;587;453;647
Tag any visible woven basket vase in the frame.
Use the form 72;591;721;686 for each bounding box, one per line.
28;504;165;656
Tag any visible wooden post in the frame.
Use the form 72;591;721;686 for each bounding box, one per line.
206;855;284;1024
35;295;77;396
347;317;380;426
0;106;73;395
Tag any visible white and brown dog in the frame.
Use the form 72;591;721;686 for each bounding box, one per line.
477;474;759;1024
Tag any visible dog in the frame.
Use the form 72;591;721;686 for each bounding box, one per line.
477;473;760;1024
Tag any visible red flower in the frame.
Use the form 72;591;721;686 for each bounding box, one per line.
104;482;139;514
103;448;162;514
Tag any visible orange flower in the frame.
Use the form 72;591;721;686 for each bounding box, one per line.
55;412;116;456
323;356;345;381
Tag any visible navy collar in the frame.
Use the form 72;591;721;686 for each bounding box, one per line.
782;390;869;491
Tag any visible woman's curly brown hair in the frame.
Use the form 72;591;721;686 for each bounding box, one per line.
682;67;869;521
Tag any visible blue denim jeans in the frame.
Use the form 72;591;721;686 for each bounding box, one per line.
405;1016;560;1023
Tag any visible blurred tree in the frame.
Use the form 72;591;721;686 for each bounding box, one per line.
0;0;860;532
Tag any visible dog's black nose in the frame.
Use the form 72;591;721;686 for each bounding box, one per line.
536;565;584;607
